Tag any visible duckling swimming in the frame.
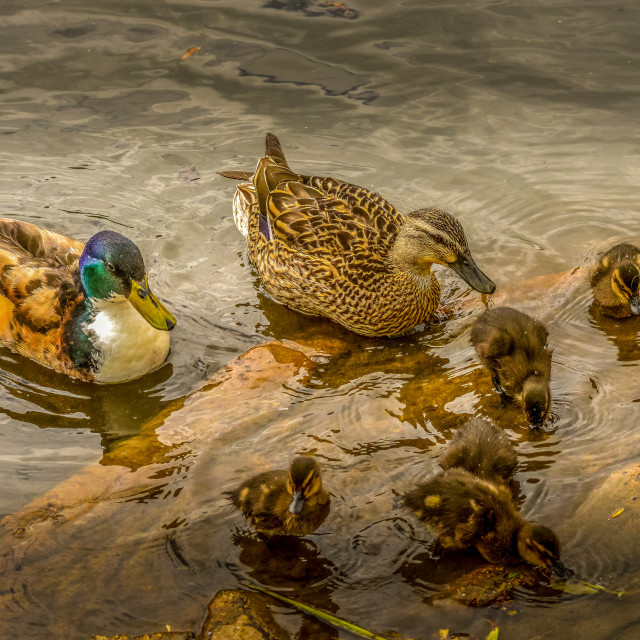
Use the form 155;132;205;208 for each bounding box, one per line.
0;218;176;382
403;468;570;576
228;456;331;536
591;243;640;318
219;133;495;337
471;307;552;429
439;418;517;485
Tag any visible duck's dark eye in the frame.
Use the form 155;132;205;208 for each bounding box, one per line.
106;262;115;272
433;234;443;244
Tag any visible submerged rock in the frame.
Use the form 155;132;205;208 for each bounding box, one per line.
88;589;291;640
199;589;291;640
90;634;193;640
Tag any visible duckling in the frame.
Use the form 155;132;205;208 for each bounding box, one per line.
218;133;495;337
228;456;331;536
439;418;517;485
591;243;640;317
403;468;570;576
0;218;176;382
471;307;552;429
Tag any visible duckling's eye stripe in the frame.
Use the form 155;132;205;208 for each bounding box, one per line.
302;468;316;488
613;270;633;297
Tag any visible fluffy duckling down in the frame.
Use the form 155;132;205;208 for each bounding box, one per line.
228;456;330;537
403;467;570;577
439;418;517;486
471;307;552;429
591;243;640;318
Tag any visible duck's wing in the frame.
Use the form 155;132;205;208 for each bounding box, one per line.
0;218;84;269
252;133;404;260
0;218;84;334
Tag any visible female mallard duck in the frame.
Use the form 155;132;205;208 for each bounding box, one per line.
219;133;495;337
471;307;552;429
403;468;570;576
591;243;640;317
228;456;330;536
0;218;176;383
439;418;517;485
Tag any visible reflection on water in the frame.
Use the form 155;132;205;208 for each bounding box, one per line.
1;0;640;638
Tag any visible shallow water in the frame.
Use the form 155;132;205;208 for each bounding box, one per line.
1;0;640;638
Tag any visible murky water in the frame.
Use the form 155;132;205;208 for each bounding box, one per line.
1;0;640;638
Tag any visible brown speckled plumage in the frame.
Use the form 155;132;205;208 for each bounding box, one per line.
220;133;495;337
228;456;330;537
0;218;89;379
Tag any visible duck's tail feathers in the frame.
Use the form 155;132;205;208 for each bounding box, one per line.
218;170;254;180
232;183;256;237
265;133;290;169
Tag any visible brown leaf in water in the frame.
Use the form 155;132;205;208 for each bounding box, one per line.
181;46;201;61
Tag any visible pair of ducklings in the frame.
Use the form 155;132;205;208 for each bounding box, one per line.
229;420;571;577
471;243;640;429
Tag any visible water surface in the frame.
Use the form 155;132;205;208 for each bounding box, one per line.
1;0;640;638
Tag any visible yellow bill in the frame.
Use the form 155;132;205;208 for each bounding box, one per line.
129;277;176;331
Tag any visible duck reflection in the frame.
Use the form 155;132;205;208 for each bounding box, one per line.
0;345;175;457
588;303;640;362
232;531;341;640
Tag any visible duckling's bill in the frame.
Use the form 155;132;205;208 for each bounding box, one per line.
289;490;304;515
450;251;496;294
551;558;573;579
630;295;640;315
128;277;176;331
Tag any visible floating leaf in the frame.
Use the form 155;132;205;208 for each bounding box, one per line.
550;578;628;596
439;631;449;640
244;583;391;640
550;578;600;595
611;507;624;518
181;46;201;61
485;626;499;640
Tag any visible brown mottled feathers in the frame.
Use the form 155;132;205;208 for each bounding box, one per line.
228;463;331;537
403;468;523;564
220;133;437;336
0;218;88;379
439;418;517;485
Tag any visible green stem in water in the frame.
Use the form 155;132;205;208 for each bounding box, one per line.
243;582;392;640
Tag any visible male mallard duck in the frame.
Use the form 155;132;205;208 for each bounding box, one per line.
0;218;176;383
591;243;640;317
439;418;517;485
228;456;331;536
218;133;495;337
403;468;570;576
471;307;552;428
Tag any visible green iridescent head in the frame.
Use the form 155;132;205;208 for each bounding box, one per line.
79;230;176;331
